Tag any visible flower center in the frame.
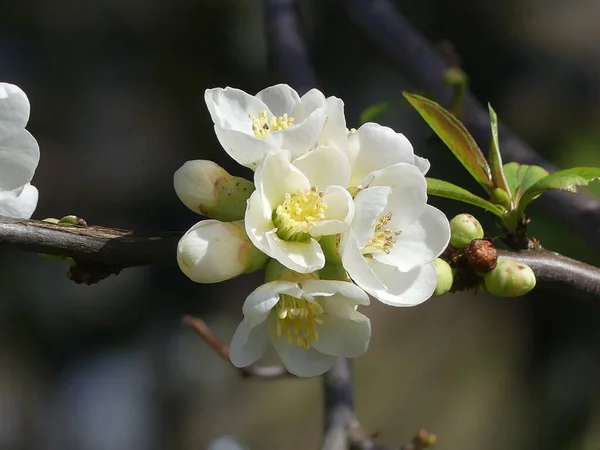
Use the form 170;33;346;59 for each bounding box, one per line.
275;294;324;349
249;110;295;139
362;212;400;255
272;187;327;242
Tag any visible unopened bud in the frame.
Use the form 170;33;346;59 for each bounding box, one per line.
432;258;453;297
465;239;497;273
484;257;536;297
177;220;267;283
450;214;484;249
174;160;254;221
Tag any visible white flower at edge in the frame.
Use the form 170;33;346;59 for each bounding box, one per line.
229;279;370;377
245;147;354;273
341;163;450;306
205;84;328;170
0;83;40;218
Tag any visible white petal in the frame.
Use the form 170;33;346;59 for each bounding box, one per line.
376;205;450;271
0;128;39;191
351;186;390;248
300;280;370;306
364;261;437;307
0;183;38;218
365;162;427;230
292;88;327;120
310;186;354;237
319;96;348;151
279;107;327;159
255;150;310;208
256;84;300;116
0;83;30;134
205;87;269;131
265;231;325;273
341;231;385;291
213;125;279;170
413;154;430;175
270;322;336;377
292;145;351;189
312;311;370;358
243;281;302;327
229;320;269;368
245;191;275;256
348;123;415;185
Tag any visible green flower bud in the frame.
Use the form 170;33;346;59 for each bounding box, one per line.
484;257;536;297
491;188;512;210
174;160;255;222
449;213;484;249
432;258;453;297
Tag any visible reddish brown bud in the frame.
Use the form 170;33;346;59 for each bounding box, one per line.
465;239;497;273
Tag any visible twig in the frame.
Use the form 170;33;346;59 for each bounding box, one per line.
264;0;317;95
182;315;289;379
339;0;600;255
0;217;180;267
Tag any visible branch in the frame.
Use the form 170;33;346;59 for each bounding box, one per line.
0;217;180;267
340;0;600;254
264;0;317;95
183;315;289;379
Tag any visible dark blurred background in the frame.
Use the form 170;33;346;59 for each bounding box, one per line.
1;0;600;449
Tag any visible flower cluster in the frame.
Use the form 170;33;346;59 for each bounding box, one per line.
175;84;451;376
0;83;40;219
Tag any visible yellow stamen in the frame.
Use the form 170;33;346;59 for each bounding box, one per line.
249;110;295;139
362;212;401;255
275;294;324;349
272;187;327;242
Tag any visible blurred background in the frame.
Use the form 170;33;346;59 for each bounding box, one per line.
1;0;600;449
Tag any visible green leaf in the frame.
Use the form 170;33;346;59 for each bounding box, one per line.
403;92;493;194
518;167;600;214
503;162;549;203
487;105;512;204
359;101;395;124
427;178;504;218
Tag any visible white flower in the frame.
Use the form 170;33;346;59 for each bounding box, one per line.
245;148;354;273
177;220;268;283
229;279;370;377
0;83;40;218
341;163;451;306
205;84;328;170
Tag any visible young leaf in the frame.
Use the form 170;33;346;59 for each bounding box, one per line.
403;92;493;194
487;105;512;206
360;101;395;124
518;167;600;214
426;178;505;218
503;162;549;203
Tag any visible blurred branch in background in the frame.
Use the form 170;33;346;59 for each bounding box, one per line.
339;0;600;255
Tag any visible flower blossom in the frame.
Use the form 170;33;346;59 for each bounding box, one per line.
245;147;354;273
229;279;370;377
0;83;39;218
205;84;328;170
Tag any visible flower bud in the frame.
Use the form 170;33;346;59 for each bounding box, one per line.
449;214;484;249
484;257;536;297
177;220;267;283
174;160;254;222
432;258;453;297
465;238;497;273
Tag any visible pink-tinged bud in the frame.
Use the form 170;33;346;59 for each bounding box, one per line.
174;160;254;221
177;220;267;283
